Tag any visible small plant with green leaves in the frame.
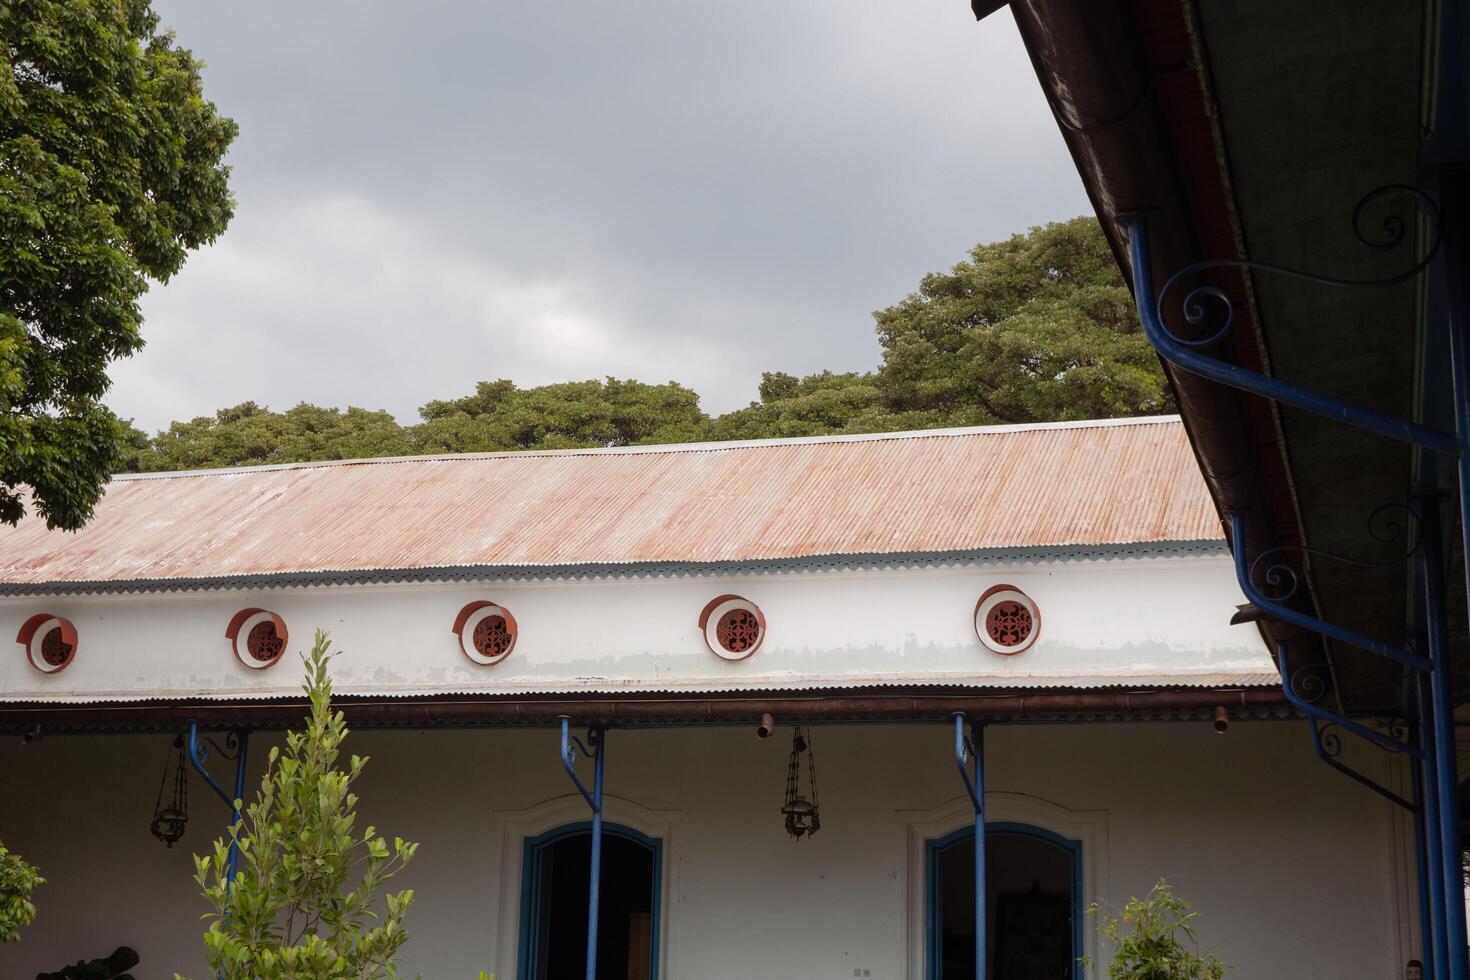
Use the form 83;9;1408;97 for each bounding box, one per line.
181;631;419;979
0;839;42;943
1086;880;1225;979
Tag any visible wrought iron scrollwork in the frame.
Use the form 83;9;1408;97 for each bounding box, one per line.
1119;191;1458;453
1156;185;1442;349
1309;718;1417;812
1227;513;1431;672
1268;644;1420;811
201;730;242;763
1278;643;1422;760
1247;503;1422;603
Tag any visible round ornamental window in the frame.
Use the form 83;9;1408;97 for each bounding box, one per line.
699;595;765;661
227;609;289;670
17;614;77;674
246;620;285;663
717;608;762;654
974;586;1040;655
453;601;518;666
473;614;513;660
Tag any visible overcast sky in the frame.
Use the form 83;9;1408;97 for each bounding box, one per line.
108;0;1090;431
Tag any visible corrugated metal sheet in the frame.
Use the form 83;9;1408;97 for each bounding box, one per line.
0;416;1219;587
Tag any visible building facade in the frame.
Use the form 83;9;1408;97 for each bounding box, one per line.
0;418;1417;978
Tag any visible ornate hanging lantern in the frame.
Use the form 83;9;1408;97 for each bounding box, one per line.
150;735;189;848
782;726;821;839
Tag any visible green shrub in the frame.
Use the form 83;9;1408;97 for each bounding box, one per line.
181;631;419;979
0;839;42;944
1087;880;1225;979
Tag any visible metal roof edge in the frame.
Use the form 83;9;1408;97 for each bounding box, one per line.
109;414;1186;481
0;539;1227;597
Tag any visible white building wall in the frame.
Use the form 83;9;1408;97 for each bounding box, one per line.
0;553;1270;702
0;719;1403;980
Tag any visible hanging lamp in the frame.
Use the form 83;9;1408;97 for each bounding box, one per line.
782;725;821;839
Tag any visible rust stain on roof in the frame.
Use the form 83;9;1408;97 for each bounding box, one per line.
0;417;1219;586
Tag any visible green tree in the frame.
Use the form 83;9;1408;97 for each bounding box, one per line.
710;218;1169;440
411;377;707;452
704;371;893;441
1;0;237;526
126;402;408;472
1087;880;1226;979
0;839;43;944
185;632;419;979
874;216;1170;424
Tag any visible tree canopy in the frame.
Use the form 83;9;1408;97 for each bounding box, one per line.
118;217;1172;474
1;0;236;526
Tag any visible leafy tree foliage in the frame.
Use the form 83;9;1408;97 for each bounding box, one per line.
117;218;1170;472
413;377;706;453
122;403;408;471
1;0;236;526
185;632;420;979
0;839;43;943
873;216;1169;425
703;371;891;441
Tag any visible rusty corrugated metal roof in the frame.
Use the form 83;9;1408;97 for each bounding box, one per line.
0;416;1219;587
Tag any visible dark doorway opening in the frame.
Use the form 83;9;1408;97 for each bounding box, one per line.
929;825;1079;980
521;824;660;980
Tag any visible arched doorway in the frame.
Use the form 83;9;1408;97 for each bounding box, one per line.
518;822;662;980
927;823;1081;979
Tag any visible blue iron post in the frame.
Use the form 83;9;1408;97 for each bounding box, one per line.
953;713;986;980
560;716;607;980
185;722;251;887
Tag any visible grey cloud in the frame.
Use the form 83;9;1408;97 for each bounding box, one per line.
109;0;1089;430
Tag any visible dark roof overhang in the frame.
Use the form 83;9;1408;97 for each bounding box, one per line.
983;0;1441;712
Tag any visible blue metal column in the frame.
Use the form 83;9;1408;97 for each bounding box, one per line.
1420;494;1469;980
954;713;986;980
560;716;606;980
186;723;251;887
1419;668;1448;980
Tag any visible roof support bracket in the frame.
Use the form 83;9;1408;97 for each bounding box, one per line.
186;722;251;888
1118;207;1457;454
1276;642;1421;760
1227;513;1431;672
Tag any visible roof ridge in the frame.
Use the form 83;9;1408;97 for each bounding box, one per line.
113;414;1184;481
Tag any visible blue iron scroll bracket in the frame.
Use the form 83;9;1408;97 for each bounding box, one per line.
186;722;251;887
559;716;606;980
1226;513;1431;672
1276;643;1423;763
1117;205;1457;454
1305;717;1417;812
953;713;986;980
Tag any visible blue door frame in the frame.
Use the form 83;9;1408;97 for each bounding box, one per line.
925;822;1084;980
517;821;663;980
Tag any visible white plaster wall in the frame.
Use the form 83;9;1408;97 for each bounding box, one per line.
0;554;1269;701
0;719;1403;980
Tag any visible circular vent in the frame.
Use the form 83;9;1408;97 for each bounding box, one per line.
453;601;518;666
246;620;285;663
17;614;77;674
700;595;765;661
974;586;1039;655
227;609;289;670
